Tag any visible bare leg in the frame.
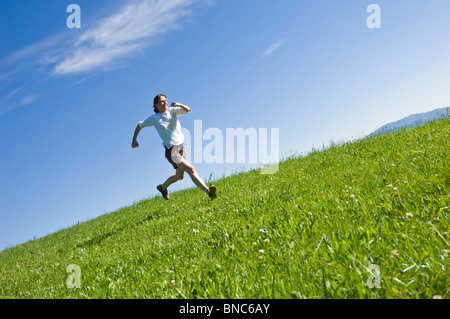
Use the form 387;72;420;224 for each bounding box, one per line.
162;168;184;189
176;158;209;193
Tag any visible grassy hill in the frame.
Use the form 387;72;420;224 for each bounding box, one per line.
1;118;449;299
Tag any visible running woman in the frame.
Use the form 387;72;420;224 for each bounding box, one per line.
131;94;216;200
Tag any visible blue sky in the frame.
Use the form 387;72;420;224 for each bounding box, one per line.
1;0;450;250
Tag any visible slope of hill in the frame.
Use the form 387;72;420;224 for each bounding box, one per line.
370;107;449;136
0;118;449;299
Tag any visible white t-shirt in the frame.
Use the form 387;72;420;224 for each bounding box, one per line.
138;107;189;148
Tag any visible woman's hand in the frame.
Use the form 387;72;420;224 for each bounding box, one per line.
171;102;191;113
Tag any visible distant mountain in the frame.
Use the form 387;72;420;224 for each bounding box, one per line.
370;107;449;137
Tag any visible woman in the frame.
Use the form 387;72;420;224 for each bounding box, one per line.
131;94;216;200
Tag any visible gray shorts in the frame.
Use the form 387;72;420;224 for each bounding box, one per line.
164;144;185;169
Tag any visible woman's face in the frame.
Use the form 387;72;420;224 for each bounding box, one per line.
156;96;168;113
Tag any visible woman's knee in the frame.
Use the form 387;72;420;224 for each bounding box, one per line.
179;161;195;175
176;173;184;181
186;167;196;176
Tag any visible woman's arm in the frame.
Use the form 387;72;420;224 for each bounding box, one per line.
172;102;191;113
131;124;141;148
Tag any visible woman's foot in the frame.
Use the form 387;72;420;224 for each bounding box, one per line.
157;184;170;200
208;185;217;200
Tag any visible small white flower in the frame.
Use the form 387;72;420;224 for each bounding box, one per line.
224;233;229;237
171;280;175;286
259;249;264;254
308;212;312;216
253;242;257;245
258;256;263;259
406;213;413;219
350;194;355;199
391;250;399;259
259;229;265;233
264;238;269;243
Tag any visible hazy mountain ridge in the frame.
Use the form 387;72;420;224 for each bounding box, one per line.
370;107;449;137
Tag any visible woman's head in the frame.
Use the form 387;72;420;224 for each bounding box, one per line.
153;94;168;113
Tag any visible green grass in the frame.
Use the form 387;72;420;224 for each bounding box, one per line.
1;118;449;299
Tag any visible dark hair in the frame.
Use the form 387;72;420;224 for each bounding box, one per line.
153;94;166;113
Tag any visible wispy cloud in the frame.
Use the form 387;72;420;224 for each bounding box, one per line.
0;94;40;117
0;73;13;79
3;0;208;76
260;38;288;60
0;0;211;116
7;87;22;98
54;0;207;75
19;94;40;106
247;37;288;71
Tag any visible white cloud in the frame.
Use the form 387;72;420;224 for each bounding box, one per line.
1;0;209;77
19;94;40;106
0;73;13;79
260;38;288;60
7;87;22;98
247;38;288;71
0;94;40;117
0;0;211;116
54;0;204;75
